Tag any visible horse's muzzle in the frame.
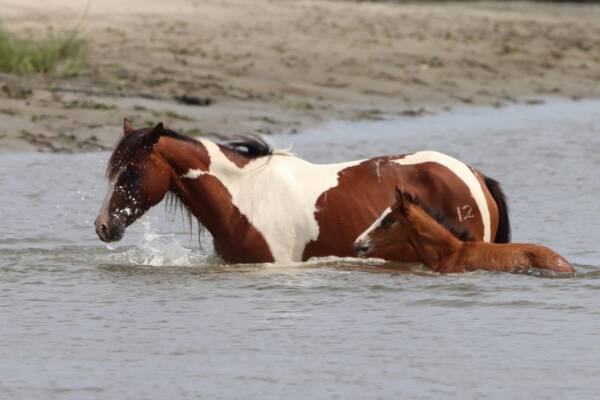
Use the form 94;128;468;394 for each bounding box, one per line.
95;216;125;242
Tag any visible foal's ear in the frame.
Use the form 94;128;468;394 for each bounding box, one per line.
394;185;408;214
123;118;135;135
142;122;164;150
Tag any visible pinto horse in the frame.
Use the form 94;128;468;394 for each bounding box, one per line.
95;119;511;264
354;187;574;273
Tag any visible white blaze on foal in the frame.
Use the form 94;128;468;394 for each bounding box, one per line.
355;207;391;248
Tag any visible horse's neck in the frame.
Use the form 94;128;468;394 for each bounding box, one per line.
157;138;295;258
407;211;463;268
157;138;238;237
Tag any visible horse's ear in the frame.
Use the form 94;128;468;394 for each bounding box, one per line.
123;118;135;135
142;122;164;150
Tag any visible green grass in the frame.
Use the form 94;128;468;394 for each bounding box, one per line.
0;25;85;76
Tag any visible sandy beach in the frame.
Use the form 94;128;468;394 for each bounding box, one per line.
1;0;599;152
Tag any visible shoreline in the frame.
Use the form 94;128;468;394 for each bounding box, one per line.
1;0;599;152
2;96;594;155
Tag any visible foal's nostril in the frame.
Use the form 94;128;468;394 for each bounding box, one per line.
354;242;371;255
99;224;108;234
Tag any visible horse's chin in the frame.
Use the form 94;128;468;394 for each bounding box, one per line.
109;228;125;242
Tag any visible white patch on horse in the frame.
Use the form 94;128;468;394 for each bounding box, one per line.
374;159;383;183
199;139;361;262
98;180;116;218
393;151;491;242
181;169;206;179
354;207;391;246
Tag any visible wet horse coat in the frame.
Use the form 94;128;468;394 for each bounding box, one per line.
95;122;510;263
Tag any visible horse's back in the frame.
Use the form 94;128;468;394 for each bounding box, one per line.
302;152;494;261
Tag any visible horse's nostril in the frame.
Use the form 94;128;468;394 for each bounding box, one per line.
100;224;108;233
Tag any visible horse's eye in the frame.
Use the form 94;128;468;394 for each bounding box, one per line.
381;214;395;229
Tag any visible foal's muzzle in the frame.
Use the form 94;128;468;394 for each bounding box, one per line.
353;240;373;257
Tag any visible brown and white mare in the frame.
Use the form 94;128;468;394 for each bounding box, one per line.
354;187;574;274
95;120;511;264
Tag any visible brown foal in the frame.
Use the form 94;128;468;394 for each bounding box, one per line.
354;187;574;274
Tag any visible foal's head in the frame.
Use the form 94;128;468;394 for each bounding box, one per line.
95;120;172;242
354;186;473;257
353;187;415;256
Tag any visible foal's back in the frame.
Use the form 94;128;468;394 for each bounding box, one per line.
455;242;574;273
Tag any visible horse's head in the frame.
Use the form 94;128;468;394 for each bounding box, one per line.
353;186;414;257
95;119;172;242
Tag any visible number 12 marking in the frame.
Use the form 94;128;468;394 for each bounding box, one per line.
456;205;474;222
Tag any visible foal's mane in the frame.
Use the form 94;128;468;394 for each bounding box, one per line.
400;190;474;242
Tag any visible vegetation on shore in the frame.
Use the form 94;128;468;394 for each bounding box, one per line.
0;25;85;76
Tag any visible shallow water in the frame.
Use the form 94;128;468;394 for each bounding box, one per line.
1;100;600;399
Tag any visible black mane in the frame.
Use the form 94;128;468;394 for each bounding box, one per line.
222;134;273;158
106;128;274;180
163;128;200;144
401;190;474;242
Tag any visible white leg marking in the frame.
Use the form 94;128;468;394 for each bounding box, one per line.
98;180;116;217
393;151;491;242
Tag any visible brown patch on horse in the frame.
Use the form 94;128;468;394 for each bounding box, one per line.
398;189;474;242
155;134;210;177
170;172;274;263
219;145;253;168
303;157;485;262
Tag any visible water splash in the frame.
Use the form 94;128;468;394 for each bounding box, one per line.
105;221;214;267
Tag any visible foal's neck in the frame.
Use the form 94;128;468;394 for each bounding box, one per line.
407;211;463;268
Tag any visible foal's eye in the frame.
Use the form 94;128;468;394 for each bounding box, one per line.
380;214;395;229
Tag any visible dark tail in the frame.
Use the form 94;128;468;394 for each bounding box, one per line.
484;176;511;243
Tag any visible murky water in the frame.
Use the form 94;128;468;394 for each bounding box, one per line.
1;100;600;399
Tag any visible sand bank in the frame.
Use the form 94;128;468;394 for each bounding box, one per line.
1;0;599;151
